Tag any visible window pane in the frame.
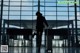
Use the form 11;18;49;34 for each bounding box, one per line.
57;16;68;20
10;7;20;10
45;7;56;11
45;12;56;15
22;11;32;15
22;7;32;10
9;11;20;15
3;11;8;15
45;16;56;20
57;7;68;11
57;12;68;15
45;3;56;6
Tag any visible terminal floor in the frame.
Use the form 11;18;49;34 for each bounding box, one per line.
0;47;80;53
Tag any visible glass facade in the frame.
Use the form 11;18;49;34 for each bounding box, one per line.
0;0;80;47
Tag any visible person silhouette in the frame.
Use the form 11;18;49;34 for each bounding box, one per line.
36;11;48;53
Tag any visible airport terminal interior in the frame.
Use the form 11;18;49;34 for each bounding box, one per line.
0;0;80;53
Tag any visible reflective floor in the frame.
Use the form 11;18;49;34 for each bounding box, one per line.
0;47;80;53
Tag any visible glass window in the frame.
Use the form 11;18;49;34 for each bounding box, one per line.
45;0;56;2
3;7;8;10
40;7;44;11
77;7;79;11
2;16;8;19
3;0;9;1
9;11;20;15
57;7;68;11
10;7;20;10
21;16;32;20
57;16;68;20
3;2;9;5
22;11;32;15
40;3;44;6
57;3;68;6
69;12;75;15
33;11;37;16
3;11;8;15
22;7;32;10
0;1;1;5
33;16;37;19
45;12;56;15
77;21;80;25
10;2;20;6
9;16;20;19
69;15;75;20
33;2;38;6
45;7;56;11
45;16;56;20
57;12;68;15
45;3;56;6
69;7;74;11
45;2;56;6
22;2;32;6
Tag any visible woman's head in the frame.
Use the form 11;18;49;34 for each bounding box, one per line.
36;12;42;16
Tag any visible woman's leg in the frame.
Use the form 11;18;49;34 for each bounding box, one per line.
36;29;43;53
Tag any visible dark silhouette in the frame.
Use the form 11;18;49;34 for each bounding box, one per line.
36;12;48;53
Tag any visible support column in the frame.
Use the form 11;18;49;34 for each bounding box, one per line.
0;0;4;44
68;25;70;47
74;0;79;47
71;21;75;47
2;20;6;45
38;0;40;12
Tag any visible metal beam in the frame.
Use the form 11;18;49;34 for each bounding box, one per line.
38;0;40;12
0;0;4;44
74;0;79;46
72;21;74;47
0;0;3;36
2;20;6;45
